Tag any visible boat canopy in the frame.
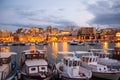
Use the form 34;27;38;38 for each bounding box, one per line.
0;52;17;58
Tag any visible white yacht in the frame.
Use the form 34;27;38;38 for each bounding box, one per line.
56;52;92;80
68;40;84;45
20;49;52;80
89;49;120;66
0;52;17;80
74;51;120;80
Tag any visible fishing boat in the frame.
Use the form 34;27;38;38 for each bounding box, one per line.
74;51;120;80
68;40;84;45
0;51;17;80
56;52;92;80
88;48;120;65
86;40;101;46
19;49;52;80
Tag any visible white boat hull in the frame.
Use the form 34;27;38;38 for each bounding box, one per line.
93;72;120;80
56;62;92;80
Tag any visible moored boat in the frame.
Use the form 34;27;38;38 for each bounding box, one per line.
56;52;92;80
19;49;52;80
0;51;17;80
74;51;120;80
68;40;85;45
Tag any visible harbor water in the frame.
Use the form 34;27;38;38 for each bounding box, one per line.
0;42;117;80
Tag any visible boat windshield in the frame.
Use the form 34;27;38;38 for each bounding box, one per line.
64;59;80;67
82;56;97;63
94;52;109;58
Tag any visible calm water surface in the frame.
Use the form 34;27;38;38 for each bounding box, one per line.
8;42;115;64
0;42;116;80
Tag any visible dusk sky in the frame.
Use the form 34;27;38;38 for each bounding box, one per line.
0;0;120;31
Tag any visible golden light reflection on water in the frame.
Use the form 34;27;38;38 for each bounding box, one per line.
62;42;69;57
52;42;58;58
0;46;10;52
62;42;69;52
103;41;108;53
116;42;120;47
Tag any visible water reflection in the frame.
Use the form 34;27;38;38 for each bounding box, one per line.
61;42;70;57
116;42;120;47
51;42;58;59
0;46;10;52
62;42;69;52
103;41;108;52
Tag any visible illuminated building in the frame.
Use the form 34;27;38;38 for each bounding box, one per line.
112;32;120;60
78;27;96;41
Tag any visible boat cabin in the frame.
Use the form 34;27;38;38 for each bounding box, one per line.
75;51;93;58
89;49;110;59
82;56;98;65
93;52;110;59
82;56;108;72
0;52;16;80
21;49;48;76
63;57;81;67
21;50;46;64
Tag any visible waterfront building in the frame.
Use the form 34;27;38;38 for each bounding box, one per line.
100;28;118;42
77;27;96;41
0;30;13;42
59;30;71;36
112;32;120;60
64;26;74;32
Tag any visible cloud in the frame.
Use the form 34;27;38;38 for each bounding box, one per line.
27;14;76;27
0;16;76;30
0;22;31;28
15;9;37;18
37;9;46;13
58;8;64;12
90;13;120;25
87;0;120;26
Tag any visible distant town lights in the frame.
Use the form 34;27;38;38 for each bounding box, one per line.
116;32;120;37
